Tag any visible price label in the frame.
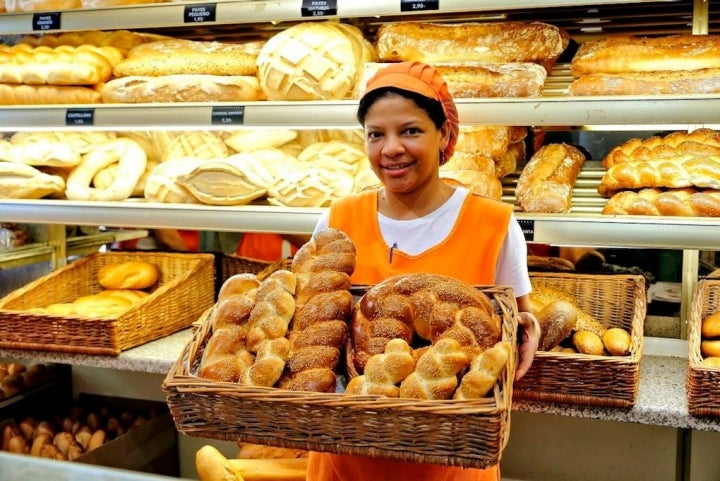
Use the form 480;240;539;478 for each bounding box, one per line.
301;0;337;17
32;12;61;31
65;108;95;126
517;219;535;242
400;0;438;12
184;3;216;23
211;106;245;125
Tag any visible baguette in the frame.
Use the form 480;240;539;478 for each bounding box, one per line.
516;143;586;213
601;188;720;217
568;68;720;96
376;21;568;69
571;34;720;76
196;444;307;481
100;74;264;103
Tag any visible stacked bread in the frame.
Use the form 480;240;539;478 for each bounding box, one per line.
599;129;720;217
352;21;568;99
568;34;720;96
198;228;355;393
515;143;586;213
439;126;527;200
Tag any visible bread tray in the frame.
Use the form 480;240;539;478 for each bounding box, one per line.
0;251;215;356
513;272;646;408
687;279;720;417
163;285;518;469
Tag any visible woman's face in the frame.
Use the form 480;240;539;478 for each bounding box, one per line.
363;94;449;195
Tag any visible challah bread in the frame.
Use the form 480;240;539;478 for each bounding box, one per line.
571;34;720;77
245;270;296;353
345;338;415;397
602;129;720;168
277;228;356;393
0;84;102;105
597;157;720;196
0;162;65;199
453;341;512;399
602;188;720;217
516;143;586;213
97;260;159;290
217;273;260;303
376;21;568;69
244;336;290;387
101;74;264;103
113;39;264;77
349;273;500;376
399;338;470;400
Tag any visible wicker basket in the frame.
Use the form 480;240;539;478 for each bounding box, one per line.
513;272;646;408
163;285;519;469
687;279;720;417
0;251;215;356
216;254;292;294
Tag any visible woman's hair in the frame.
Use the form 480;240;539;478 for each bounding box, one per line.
357;86;447;130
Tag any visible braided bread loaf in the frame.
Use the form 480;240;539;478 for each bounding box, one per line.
399;338;470;400
345;338;415;397
348;273;501;377
454;341;512;400
277;228;356;393
602;188;720;217
602;129;720;168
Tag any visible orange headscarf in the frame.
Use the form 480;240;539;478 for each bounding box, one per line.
362;61;460;163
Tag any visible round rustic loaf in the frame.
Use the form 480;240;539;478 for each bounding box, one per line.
348;273;501;376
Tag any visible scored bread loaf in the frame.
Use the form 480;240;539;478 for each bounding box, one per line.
568;68;720;96
571;34;720;77
601;188;720;217
18;29;168;51
101;74;264;103
277;228;356;393
114;39;264;77
516;143;586;213
0;83;101;105
376;21;568;69
176;158;268;206
144;159;205;204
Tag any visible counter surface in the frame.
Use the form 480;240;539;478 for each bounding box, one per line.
1;332;718;432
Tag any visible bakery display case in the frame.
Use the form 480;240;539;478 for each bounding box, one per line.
2;0;720;480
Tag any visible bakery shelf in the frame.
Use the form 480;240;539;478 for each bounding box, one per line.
0;0;679;36
0;199;718;249
2;96;720;131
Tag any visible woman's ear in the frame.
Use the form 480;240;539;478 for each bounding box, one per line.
439;119;452;152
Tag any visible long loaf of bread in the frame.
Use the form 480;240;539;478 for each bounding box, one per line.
598;157;720;196
602;129;720;168
602;188;720;217
376;21;568;69
516;143;586;213
100;74;264;103
0;83;102;104
568;68;720;96
571;34;720;76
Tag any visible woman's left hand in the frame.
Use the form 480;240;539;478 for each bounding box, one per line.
515;311;540;380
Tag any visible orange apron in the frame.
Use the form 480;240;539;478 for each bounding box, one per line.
236;233;299;262
307;189;511;481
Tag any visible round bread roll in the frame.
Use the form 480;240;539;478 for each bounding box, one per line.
97;260;159;290
573;330;605;356
701;356;720;368
701;311;720;338
256;21;376;101
602;327;632;356
701;339;720;358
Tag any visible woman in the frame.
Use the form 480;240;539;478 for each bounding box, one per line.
307;61;540;481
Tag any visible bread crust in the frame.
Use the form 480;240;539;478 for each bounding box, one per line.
568;68;720;96
101;74;264;103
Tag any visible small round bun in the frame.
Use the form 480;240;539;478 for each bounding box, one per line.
701;311;720;339
701;339;720;358
602;327;632;356
97;260;159;290
572;330;605;356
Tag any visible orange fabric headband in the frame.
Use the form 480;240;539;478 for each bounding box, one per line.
363;61;459;162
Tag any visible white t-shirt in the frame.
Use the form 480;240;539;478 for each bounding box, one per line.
314;188;531;297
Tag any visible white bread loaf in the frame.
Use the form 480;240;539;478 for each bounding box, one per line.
297;141;367;177
144;158;205;203
0;83;101;104
601;188;720;217
256;21;376;100
0;138;80;167
267;167;353;207
114;39;264;77
161;131;228;162
177;159;268;206
101;74;264;103
4;0;79;12
376;21;568;70
222;129;298;153
11;131;116;154
18;30;169;51
0;162;66;199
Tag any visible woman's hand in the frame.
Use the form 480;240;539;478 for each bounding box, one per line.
515;311;540;380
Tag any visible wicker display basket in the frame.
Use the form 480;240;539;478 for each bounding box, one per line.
163;285;519;469
0;251;215;356
687;279;720;417
513;272;646;408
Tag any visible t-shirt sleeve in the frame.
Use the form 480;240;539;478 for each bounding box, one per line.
494;213;531;298
313;211;331;237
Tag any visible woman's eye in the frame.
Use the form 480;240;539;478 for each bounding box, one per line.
404;127;421;136
367;131;382;140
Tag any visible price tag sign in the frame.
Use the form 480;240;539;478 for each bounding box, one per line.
400;0;439;12
184;3;216;23
211;106;245;125
65;108;95;126
301;0;337;17
32;12;61;31
517;219;535;242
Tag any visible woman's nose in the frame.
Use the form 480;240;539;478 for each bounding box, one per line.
381;134;404;156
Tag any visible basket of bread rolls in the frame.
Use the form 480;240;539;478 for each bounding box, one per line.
513;272;646;408
0;251;214;355
687;279;720;416
164;228;518;469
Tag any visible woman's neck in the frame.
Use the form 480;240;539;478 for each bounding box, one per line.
378;181;455;220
